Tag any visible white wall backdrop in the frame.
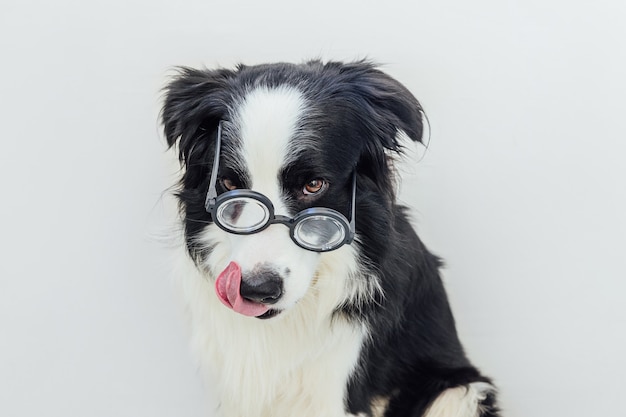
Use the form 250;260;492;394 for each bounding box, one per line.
1;1;625;416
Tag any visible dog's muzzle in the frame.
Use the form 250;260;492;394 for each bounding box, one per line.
215;262;283;317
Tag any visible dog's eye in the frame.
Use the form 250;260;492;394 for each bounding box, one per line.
303;179;326;195
222;178;238;191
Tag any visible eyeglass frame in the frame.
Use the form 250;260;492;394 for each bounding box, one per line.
204;122;356;252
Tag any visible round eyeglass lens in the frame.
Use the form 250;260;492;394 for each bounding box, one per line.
294;215;346;251
216;197;270;233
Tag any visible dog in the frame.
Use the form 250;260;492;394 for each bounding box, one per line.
161;60;500;417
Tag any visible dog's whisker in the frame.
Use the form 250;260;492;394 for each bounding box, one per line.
184;218;212;224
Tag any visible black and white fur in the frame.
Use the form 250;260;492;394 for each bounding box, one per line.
161;60;500;417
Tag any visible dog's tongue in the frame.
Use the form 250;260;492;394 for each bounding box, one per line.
215;262;270;317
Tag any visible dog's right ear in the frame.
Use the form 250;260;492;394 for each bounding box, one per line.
161;67;234;163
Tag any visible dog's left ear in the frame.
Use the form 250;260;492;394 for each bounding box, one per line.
160;67;234;164
338;61;425;152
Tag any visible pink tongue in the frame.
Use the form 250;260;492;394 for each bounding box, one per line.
215;262;270;317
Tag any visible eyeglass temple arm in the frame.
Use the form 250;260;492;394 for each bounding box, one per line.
205;122;222;208
349;171;357;238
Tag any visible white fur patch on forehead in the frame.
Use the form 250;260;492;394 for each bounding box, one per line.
232;85;306;201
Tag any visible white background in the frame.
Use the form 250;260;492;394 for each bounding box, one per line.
1;1;625;416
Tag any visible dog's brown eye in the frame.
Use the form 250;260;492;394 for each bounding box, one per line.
222;178;237;191
303;179;326;195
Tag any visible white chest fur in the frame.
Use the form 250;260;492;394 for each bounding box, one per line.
175;253;367;417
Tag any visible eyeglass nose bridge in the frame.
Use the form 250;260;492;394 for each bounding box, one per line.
271;214;294;227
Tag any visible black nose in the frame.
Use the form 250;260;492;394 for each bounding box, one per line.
239;270;283;305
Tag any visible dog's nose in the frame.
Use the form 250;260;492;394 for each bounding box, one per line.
240;270;283;305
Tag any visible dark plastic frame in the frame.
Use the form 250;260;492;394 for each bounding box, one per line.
204;122;356;252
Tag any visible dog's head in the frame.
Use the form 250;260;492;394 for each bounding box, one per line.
161;60;424;319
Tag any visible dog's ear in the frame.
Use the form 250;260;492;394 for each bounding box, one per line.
335;61;425;153
161;67;234;163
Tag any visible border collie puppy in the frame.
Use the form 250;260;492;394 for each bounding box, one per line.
161;60;500;417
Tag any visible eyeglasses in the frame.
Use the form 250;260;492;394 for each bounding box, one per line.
204;123;356;252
